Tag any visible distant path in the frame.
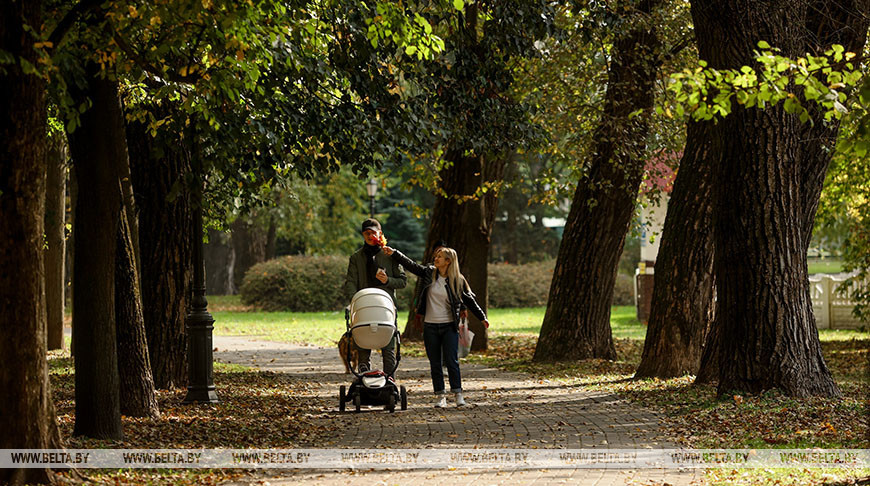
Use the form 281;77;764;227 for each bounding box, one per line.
213;335;702;485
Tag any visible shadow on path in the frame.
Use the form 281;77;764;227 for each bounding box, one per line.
213;335;702;486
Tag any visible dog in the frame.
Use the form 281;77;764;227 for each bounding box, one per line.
338;334;359;374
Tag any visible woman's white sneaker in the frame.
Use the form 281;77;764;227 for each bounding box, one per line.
454;392;466;407
434;395;448;408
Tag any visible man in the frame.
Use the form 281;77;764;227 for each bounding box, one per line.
344;218;407;374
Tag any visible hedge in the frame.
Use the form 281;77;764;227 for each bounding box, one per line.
240;255;635;311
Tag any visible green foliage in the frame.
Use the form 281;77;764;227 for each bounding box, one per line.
514;2;693;203
380;185;427;261
264;169;372;257
666;42;868;134
841;199;870;322
666;41;870;321
490;155;567;263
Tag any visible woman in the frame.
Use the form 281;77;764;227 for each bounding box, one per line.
382;245;489;407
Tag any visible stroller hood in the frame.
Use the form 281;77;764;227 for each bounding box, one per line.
350;288;396;349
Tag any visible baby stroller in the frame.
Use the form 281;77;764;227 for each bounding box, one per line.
339;288;407;413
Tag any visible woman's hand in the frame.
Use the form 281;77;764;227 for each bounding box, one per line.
381;246;395;256
482;319;490;329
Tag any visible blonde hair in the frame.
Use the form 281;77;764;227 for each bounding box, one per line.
431;247;468;298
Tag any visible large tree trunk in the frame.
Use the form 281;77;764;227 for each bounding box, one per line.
45;133;68;351
68;69;125;439
0;1;63;482
128;117;193;389
691;0;846;397
410;152;506;350
115;204;160;418
534;0;661;362
692;0;868;390
230;217;268;292
635;121;716;378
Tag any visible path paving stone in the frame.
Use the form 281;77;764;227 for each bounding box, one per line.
213;336;703;485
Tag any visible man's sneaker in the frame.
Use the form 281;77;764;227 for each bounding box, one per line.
454;392;466;407
434;395;448;408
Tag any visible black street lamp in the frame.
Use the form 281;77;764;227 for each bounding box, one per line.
366;178;378;218
184;157;218;404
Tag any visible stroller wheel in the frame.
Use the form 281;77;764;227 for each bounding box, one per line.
400;385;407;411
387;394;396;413
339;385;346;412
353;394;361;412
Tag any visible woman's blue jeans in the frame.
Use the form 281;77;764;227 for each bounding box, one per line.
423;322;461;394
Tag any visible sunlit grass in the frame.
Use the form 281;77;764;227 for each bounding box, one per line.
807;259;845;274
208;297;647;346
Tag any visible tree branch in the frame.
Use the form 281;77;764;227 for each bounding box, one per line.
47;0;104;50
111;31;200;84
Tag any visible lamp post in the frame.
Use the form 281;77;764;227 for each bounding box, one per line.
183;150;218;404
366;178;378;218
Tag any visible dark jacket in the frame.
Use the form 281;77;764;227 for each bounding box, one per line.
390;249;486;329
344;245;407;306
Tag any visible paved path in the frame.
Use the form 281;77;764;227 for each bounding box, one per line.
213;336;702;485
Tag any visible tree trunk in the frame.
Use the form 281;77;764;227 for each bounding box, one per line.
691;0;844;397
115;203;160;418
118;146;141;277
205;229;235;295
127;117;193;389
67;168;77;358
694;311;719;385
230;217;268;292
534;0;661;362
45;133;68;351
411;151;506;350
67;68;125;439
0;1;63;481
265;217;277;261
634;121;716;378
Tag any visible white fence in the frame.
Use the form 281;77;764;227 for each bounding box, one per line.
809;274;865;330
634;271;866;330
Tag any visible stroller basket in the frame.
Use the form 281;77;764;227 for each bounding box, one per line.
349;288;396;350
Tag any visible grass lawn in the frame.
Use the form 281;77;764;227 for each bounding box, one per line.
209;294;647;345
206;295;868;484
807;259;845;274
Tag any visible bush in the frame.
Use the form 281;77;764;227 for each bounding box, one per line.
241;255;420;312
487;260;555;308
612;273;635;306
240;255;348;312
488;261;635;308
241;256;636;311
